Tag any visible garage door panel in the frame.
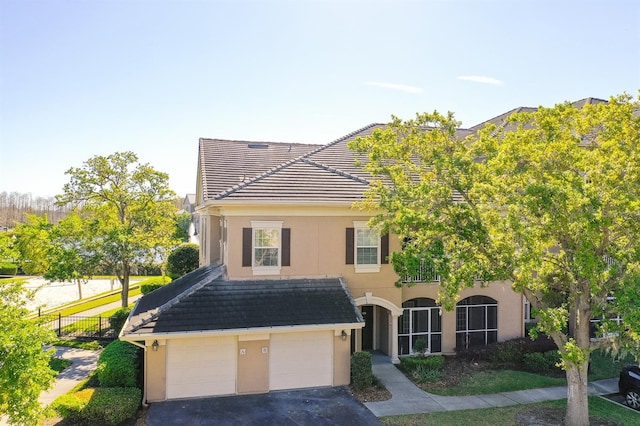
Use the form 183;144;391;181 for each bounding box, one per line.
167;337;236;399
270;331;332;390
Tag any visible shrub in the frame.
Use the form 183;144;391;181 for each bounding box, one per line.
96;340;140;387
0;262;17;276
109;307;131;334
51;387;141;425
523;350;561;372
140;275;172;295
414;364;442;383
400;355;445;371
413;338;428;355
167;243;199;279
456;335;557;363
351;351;373;390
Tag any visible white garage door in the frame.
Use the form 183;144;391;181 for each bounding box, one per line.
166;336;236;399
270;331;333;390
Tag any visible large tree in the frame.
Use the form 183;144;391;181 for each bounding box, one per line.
12;214;53;275
0;280;56;425
44;213;102;300
56;152;178;307
349;94;640;426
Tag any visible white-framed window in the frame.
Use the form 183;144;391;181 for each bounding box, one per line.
353;221;380;273
456;295;498;349
251;220;283;275
398;298;442;355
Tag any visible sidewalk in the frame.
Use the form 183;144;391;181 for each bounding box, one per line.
0;347;101;426
39;346;102;407
365;353;619;417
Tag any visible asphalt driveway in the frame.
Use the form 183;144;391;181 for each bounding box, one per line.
146;386;380;425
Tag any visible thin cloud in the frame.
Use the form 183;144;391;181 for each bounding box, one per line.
364;81;423;94
458;75;503;86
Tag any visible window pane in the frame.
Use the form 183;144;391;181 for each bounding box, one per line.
469;331;486;347
487;306;497;329
255;248;278;266
431;334;442;353
468;306;486;330
398;312;410;334
487;331;497;345
398;336;410;355
356;228;377;246
431;309;442;332
357;247;378;265
412;310;429;333
255;229;279;247
456;307;467;331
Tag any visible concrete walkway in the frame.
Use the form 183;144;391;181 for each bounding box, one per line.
365;353;619;417
39;346;101;407
0;347;101;426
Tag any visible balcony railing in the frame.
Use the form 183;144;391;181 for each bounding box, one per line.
402;259;440;283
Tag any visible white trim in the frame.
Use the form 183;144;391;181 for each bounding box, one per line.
352;221;381;273
120;322;364;341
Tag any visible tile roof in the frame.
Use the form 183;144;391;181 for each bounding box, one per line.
198;139;318;201
122;266;363;337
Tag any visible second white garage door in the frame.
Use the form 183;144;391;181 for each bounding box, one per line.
166;336;236;399
269;331;333;390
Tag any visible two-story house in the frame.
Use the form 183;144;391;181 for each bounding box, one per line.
121;116;538;403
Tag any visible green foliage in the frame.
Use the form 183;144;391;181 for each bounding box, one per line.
109;307;132;334
349;94;640;424
522;351;561;372
12;214;53;275
400;355;445;371
174;211;193;243
167;243;199;279
56;151;179;307
49;357;73;373
140;275;172;294
96;340;140;388
400;356;445;383
413;338;428;355
351;351;373;390
51;387;141;425
0;262;17;275
0;280;56;426
44;212;102;300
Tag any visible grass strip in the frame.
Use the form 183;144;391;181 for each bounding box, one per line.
381;396;637;426
423;370;566;396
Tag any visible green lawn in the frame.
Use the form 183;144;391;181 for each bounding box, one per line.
381;396;639;426
34;284;143;317
423;369;567;396
49;357;72;374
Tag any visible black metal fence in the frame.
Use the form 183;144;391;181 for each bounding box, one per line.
38;314;118;340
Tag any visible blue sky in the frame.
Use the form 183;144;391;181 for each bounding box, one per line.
1;0;639;198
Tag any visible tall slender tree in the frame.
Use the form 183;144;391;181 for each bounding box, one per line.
349;94;640;426
56;152;178;307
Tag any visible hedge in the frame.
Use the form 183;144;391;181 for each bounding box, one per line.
351;351;373;390
51;387;141;425
108;307;131;334
167;243;199;279
400;355;445;371
0;262;17;276
140;275;172;295
96;340;140;388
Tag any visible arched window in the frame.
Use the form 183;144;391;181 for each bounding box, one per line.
456;295;497;349
398;298;442;355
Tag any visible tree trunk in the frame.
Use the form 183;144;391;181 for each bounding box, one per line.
120;262;130;308
565;361;590;426
75;278;82;300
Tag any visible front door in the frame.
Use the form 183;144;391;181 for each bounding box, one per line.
361;305;374;350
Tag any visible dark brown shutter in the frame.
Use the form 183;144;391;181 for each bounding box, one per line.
346;228;354;264
282;228;291;267
381;234;389;264
242;228;252;267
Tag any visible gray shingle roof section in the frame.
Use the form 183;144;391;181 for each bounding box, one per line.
217;159;370;202
123;274;363;336
199;139;318;201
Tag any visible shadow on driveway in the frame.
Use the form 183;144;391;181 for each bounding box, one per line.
146;386;380;425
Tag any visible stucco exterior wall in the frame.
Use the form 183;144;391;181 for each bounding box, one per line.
145;341;166;402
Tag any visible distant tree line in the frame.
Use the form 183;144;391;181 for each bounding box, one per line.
0;191;72;228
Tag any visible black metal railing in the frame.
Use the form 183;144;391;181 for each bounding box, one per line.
37;314;118;340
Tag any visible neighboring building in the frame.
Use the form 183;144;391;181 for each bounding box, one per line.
122;99;607;403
